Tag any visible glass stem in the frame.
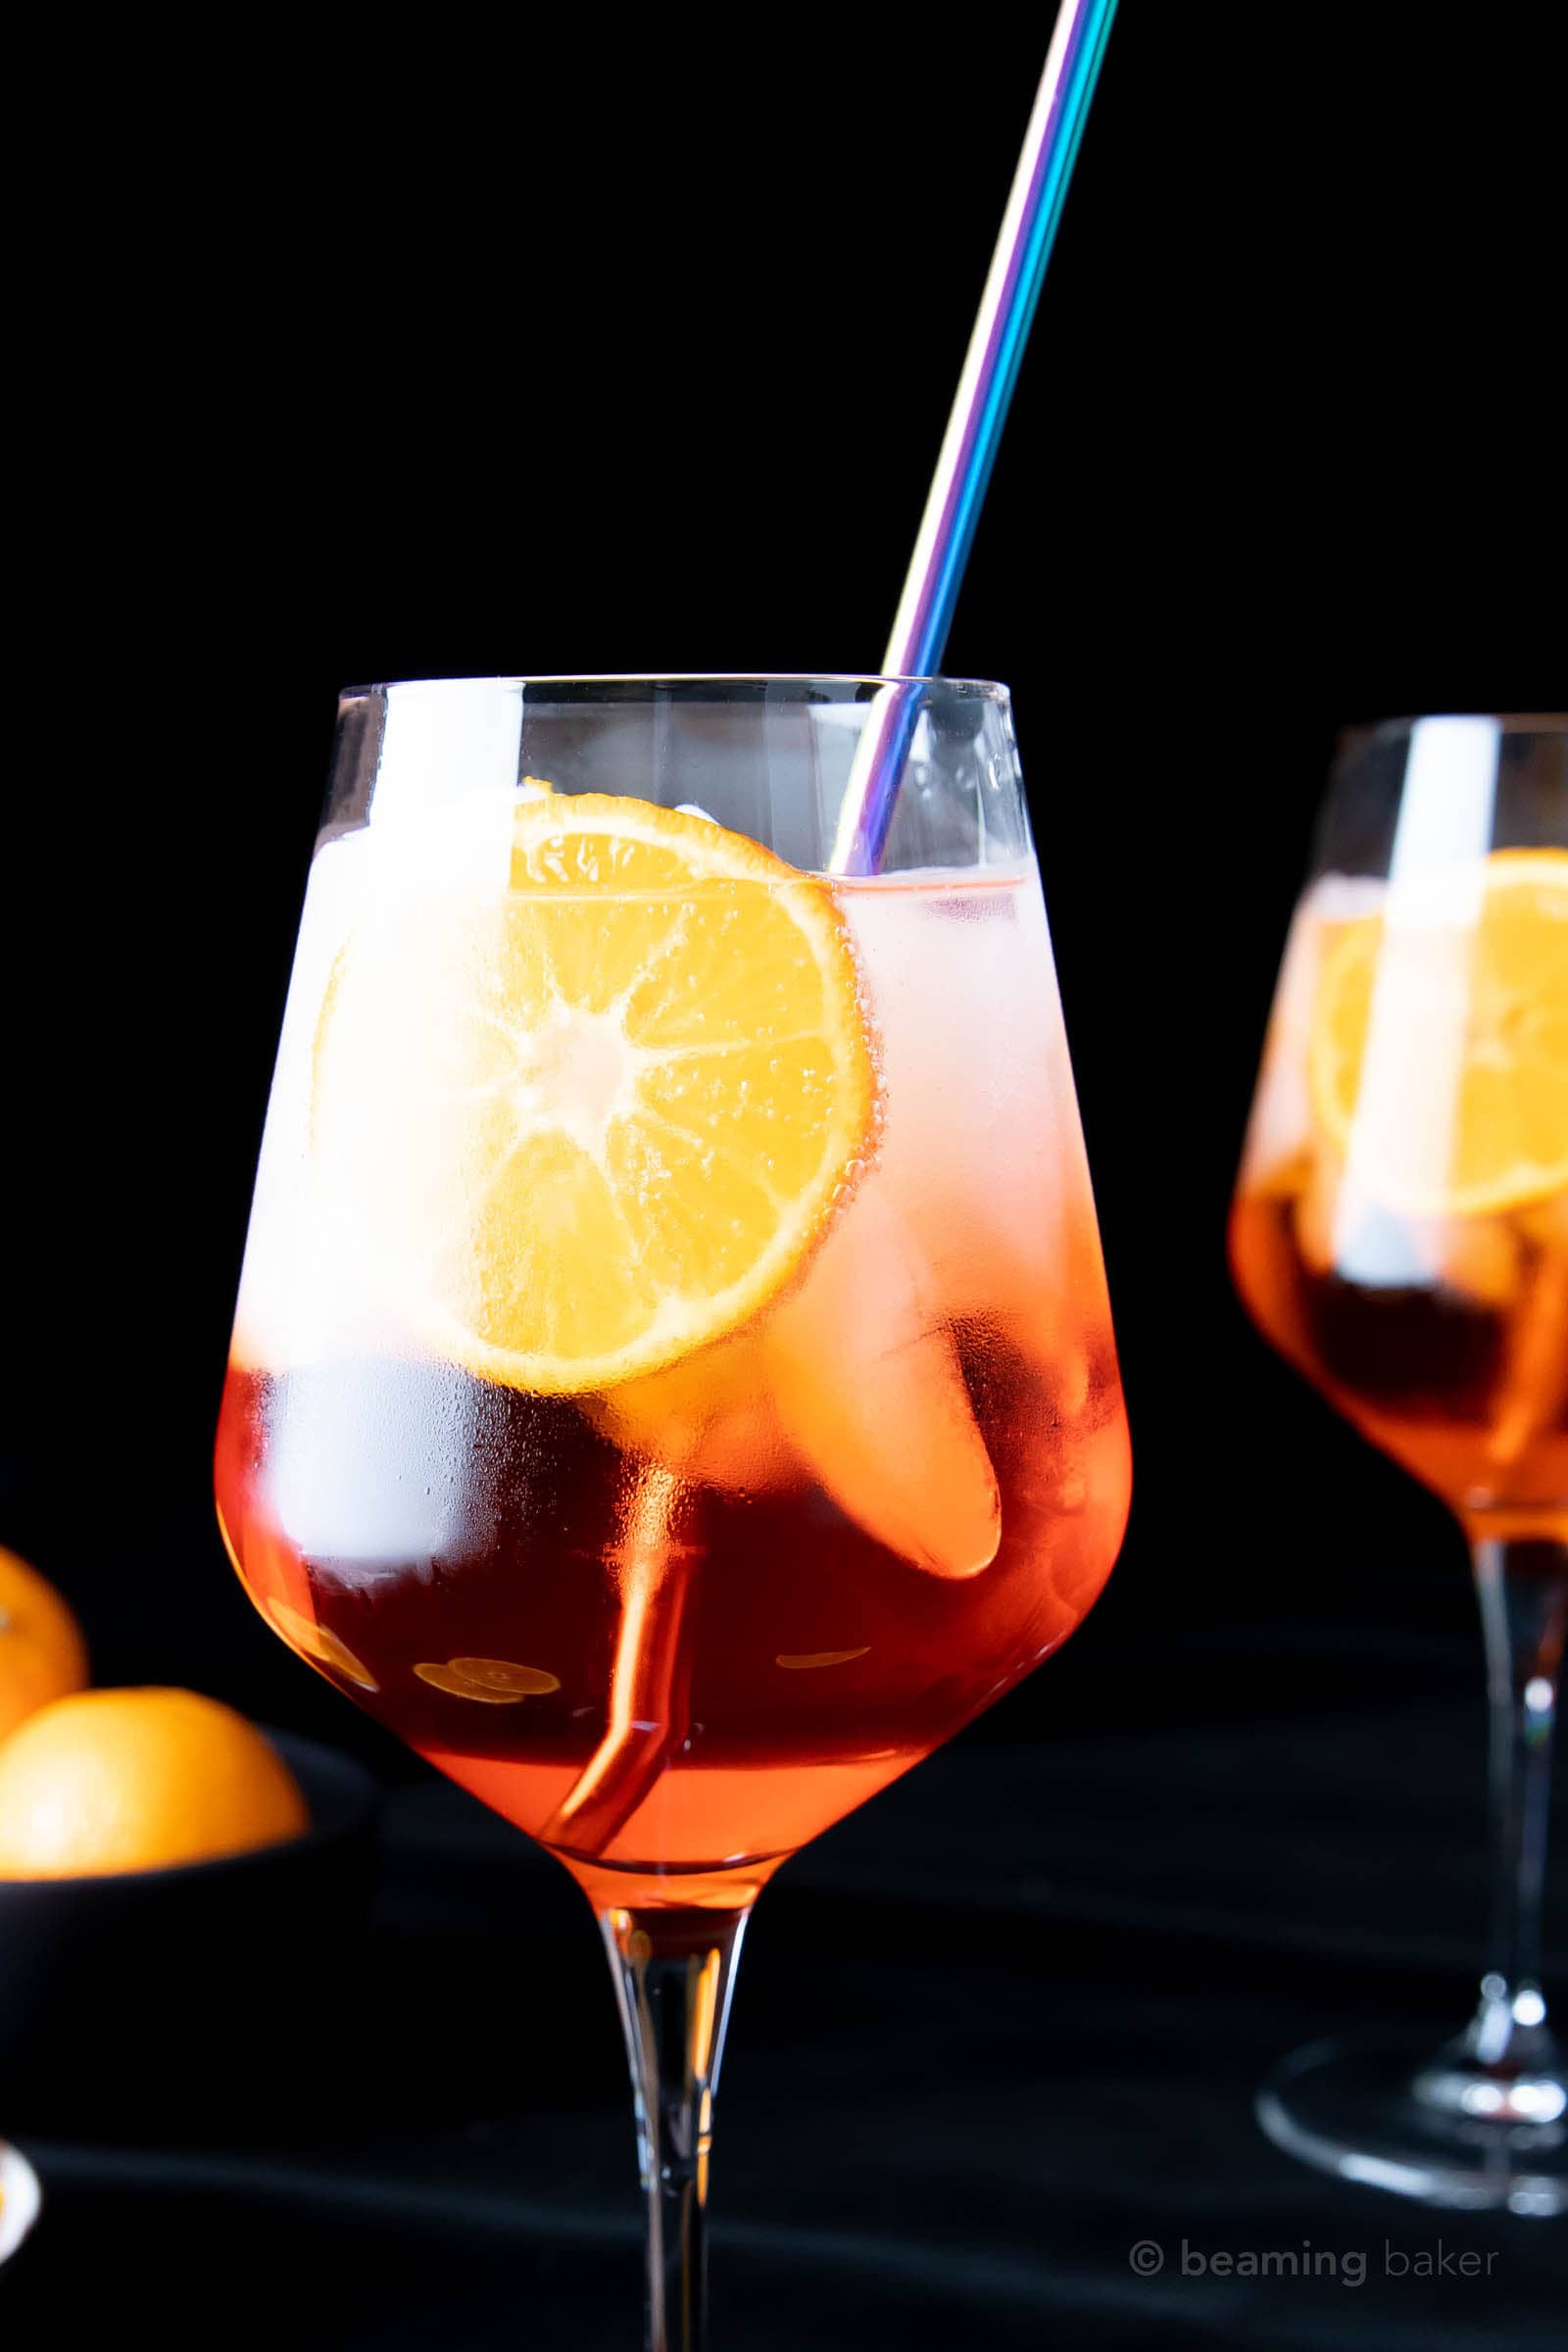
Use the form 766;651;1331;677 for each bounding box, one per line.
601;1902;749;2352
1468;1538;1568;2070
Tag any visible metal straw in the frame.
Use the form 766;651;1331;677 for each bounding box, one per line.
828;0;1120;875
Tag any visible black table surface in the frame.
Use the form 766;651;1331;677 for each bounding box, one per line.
4;1612;1561;2350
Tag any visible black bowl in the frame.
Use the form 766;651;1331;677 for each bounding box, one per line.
0;1730;379;2136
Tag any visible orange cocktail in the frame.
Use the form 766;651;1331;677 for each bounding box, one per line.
1231;851;1568;1543
213;675;1131;2340
1230;712;1567;2216
216;789;1128;1909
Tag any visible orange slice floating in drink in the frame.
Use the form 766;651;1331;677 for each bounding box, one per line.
448;1656;561;1694
265;1596;379;1690
415;1658;561;1701
776;1647;870;1670
312;795;878;1394
1309;849;1568;1217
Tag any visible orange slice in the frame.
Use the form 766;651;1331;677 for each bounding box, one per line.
1309;849;1568;1215
414;1658;561;1700
776;1647;870;1670
312;795;877;1393
265;1596;379;1690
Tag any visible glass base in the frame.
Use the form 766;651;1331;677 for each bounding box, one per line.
1257;2034;1568;2215
0;2140;42;2265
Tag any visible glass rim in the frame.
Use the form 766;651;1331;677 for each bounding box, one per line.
338;671;1011;702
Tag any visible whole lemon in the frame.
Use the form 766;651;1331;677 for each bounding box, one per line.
0;1545;89;1745
0;1688;310;1879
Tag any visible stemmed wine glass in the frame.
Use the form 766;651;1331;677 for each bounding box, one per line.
1231;712;1567;2213
0;2138;41;2267
214;675;1131;2344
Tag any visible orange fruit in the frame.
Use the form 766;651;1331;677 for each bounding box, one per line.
1309;849;1568;1216
0;1545;89;1745
0;1688;310;1880
311;793;878;1393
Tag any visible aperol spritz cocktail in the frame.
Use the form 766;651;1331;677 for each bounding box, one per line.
1231;862;1568;1544
214;677;1131;2336
1230;713;1568;2213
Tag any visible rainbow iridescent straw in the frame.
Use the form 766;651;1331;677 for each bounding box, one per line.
829;0;1119;876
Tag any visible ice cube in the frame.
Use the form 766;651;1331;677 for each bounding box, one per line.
1295;1151;1522;1308
1292;1150;1345;1276
761;1187;1000;1578
592;1329;797;1494
1428;1216;1521;1308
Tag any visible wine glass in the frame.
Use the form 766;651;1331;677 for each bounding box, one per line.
0;2137;41;2267
1230;712;1568;2214
214;675;1131;2343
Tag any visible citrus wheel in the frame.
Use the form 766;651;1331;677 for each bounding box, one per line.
311;795;878;1393
414;1657;562;1701
1308;849;1568;1216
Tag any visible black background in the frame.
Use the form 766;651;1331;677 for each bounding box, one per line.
5;5;1565;2344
